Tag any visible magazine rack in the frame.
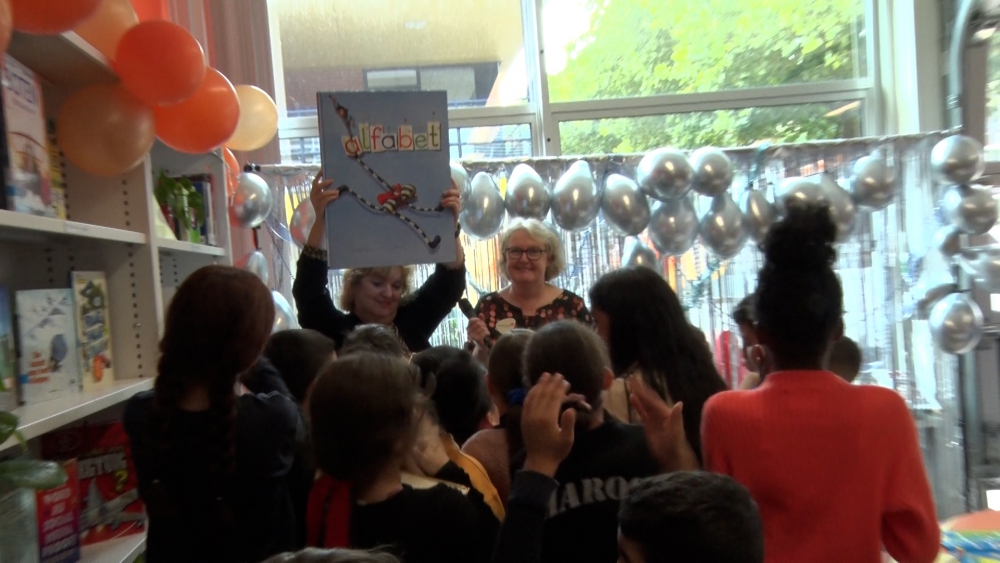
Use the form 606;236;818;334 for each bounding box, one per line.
0;30;233;563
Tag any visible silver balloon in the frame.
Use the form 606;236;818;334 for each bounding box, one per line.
237;250;269;285
272;291;299;333
289;199;315;248
933;226;962;258
960;246;1000;292
941;184;999;235
812;173;857;243
506;163;551;219
230;172;274;229
622;237;659;270
648;197;698;256
637;148;693;202
460;172;505;240
690;147;734;197
601;174;650;236
850;154;896;210
931;135;985;185
740;190;777;244
698;193;747;259
915;282;958;320
929;292;984;354
450;161;471;195
550;160;601;231
775;177;823;215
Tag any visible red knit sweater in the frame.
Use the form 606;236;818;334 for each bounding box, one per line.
701;370;939;563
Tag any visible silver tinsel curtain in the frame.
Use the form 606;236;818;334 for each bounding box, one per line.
259;131;965;518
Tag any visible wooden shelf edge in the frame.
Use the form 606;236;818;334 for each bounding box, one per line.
0;378;154;452
0;211;146;245
156;237;226;257
80;532;146;563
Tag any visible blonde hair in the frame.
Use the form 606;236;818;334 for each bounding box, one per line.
338;266;414;311
498;218;565;281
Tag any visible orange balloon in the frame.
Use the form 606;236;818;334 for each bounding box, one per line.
74;0;138;60
0;0;11;55
223;148;239;197
154;68;239;154
57;84;155;177
115;20;205;106
12;0;100;34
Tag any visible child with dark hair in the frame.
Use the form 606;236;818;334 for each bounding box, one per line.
340;324;408;358
463;329;535;506
732;294;763;389
701;203;938;562
828;336;862;383
504;321;658;563
306;353;499;562
410;346;505;519
124;266;303;562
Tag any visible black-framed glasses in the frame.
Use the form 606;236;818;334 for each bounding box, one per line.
505;247;545;261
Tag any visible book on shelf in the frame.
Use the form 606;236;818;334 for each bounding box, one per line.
42;422;146;546
0;285;15;410
46;120;66;220
0;53;52;217
15;289;81;405
71;271;114;393
35;458;81;563
189;174;215;246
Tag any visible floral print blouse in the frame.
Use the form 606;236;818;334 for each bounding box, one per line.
474;290;594;339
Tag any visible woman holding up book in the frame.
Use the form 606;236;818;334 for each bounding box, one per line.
293;172;466;354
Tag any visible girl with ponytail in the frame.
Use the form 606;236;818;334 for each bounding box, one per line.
700;203;939;563
124;266;303;562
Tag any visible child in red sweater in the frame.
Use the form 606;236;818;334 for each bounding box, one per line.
700;203;939;563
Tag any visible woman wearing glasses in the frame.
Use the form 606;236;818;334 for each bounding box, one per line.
467;218;593;361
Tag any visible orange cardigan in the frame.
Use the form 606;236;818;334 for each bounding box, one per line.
702;370;939;563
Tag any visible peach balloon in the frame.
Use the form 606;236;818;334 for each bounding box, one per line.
74;0;138;60
154;68;239;154
12;0;100;34
115;20;205;106
57;84;155;177
224;148;239;197
226;85;278;152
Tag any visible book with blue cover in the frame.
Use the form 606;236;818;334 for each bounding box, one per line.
317;91;456;269
15;289;80;405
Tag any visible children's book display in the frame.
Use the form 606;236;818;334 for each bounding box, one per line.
35;458;81;563
71;272;114;393
0;286;15;410
317;91;455;269
0;53;52;217
16;289;81;405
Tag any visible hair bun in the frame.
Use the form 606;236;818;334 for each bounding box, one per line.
762;202;837;271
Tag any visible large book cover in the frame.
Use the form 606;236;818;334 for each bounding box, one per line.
71;272;114;393
1;53;51;216
35;458;81;563
42;422;146;545
0;286;15;410
15;289;80;405
317;91;456;269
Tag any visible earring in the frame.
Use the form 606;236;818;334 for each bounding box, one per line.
749;344;767;372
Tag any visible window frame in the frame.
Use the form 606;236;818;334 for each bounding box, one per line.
268;0;883;159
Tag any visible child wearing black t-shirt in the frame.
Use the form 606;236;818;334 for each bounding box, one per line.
306;353;499;563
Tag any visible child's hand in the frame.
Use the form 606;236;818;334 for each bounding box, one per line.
522;373;577;478
629;376;699;472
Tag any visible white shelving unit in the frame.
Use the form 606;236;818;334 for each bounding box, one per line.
0;29;235;563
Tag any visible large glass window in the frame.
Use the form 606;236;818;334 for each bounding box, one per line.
542;0;867;102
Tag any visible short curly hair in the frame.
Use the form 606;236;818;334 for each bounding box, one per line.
497;218;565;281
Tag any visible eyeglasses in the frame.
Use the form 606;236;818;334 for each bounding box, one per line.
505;247;546;261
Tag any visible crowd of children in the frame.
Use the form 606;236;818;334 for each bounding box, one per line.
123;202;940;563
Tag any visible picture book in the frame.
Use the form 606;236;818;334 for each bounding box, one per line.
46;120;65;220
35;458;80;563
42;422;146;545
189;174;216;246
0;286;15;410
71;272;114;392
317;91;456;269
0;53;51;216
15;289;80;405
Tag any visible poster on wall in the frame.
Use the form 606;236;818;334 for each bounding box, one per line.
317;91;456;269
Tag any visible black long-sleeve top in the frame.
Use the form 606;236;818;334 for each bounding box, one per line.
292;254;466;351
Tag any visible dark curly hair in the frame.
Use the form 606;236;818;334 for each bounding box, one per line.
589;267;725;462
755;202;843;368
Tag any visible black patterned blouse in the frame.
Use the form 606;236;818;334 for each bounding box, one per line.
473;289;594;339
